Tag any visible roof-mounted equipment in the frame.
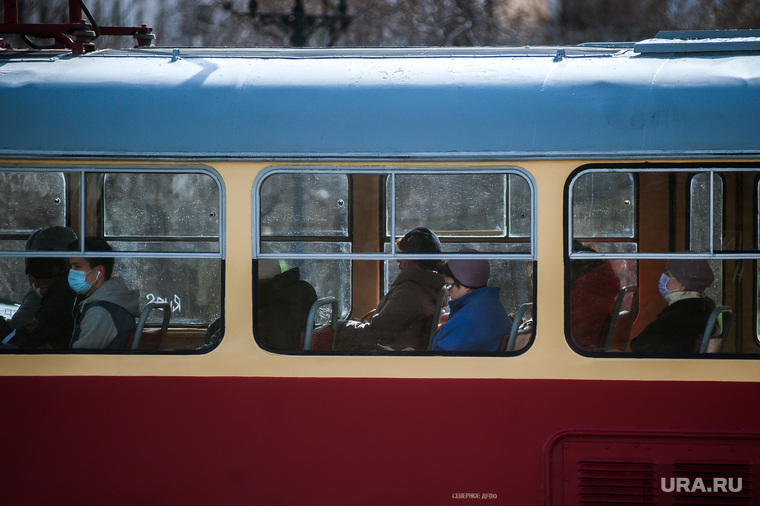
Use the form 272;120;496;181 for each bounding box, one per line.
0;0;155;55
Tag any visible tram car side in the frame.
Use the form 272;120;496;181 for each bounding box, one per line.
0;30;759;505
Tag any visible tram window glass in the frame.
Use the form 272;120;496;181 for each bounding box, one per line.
567;167;760;357
389;174;531;242
0;168;223;352
254;167;536;354
0;172;66;243
572;172;635;239
104;173;220;250
757;180;760;346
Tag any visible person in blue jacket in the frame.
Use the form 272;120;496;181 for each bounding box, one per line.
431;249;511;352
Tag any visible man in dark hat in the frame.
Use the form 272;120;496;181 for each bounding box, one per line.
1;226;78;348
630;258;716;353
6;226;78;330
334;227;445;351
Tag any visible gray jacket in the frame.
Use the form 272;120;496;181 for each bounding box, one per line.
71;277;140;349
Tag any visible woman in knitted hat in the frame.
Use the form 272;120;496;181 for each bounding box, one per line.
334;227;445;351
630;258;716;353
430;249;512;352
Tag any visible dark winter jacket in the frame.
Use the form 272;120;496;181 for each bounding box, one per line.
336;268;444;351
630;292;715;353
257;267;318;350
7;276;76;349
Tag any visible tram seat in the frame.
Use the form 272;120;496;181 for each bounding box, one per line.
499;302;533;352
127;302;171;350
696;305;732;353
599;286;639;352
302;297;339;350
205;317;223;347
427;286;450;350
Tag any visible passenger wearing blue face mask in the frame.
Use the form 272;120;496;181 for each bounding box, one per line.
68;238;140;349
630;259;715;353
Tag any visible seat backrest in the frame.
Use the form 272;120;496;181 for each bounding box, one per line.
303;297;339;350
602;285;639;351
130;301;171;350
500;302;532;352
698;305;732;353
204;317;223;347
427;286;449;350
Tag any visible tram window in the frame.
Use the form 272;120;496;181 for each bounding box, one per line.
0;168;223;352
567;166;760;357
254;167;536;354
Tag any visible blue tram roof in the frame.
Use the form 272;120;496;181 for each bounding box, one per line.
1;32;759;160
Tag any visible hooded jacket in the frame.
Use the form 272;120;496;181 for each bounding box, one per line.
431;286;511;352
336;268;444;350
71;277;140;349
257;267;317;350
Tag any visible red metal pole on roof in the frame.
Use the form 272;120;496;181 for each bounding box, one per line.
69;0;83;24
4;0;19;24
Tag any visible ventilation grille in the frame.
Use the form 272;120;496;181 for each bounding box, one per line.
546;431;760;506
670;462;753;506
577;459;657;505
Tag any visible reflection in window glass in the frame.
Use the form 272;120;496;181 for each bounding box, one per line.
255;167;536;354
568;167;760;357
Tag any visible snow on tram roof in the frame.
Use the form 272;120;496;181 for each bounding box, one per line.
1;32;758;160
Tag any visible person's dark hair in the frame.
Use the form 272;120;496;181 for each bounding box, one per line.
68;237;115;279
395;227;442;271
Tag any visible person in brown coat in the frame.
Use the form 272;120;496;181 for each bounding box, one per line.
335;227;445;351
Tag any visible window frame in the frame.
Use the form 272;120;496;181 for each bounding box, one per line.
253;165;538;355
0;164;226;353
566;163;760;359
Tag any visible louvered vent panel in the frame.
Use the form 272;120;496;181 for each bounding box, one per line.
671;462;753;506
577;460;657;505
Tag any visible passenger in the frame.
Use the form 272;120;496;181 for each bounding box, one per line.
68;238;140;349
569;240;621;350
334;227;444;351
1;226;78;348
430;250;512;352
6;226;78;330
630;258;715;353
256;259;318;350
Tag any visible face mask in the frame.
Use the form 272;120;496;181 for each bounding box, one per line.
68;268;99;294
658;273;674;298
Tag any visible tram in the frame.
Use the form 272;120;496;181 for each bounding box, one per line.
1;14;759;505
